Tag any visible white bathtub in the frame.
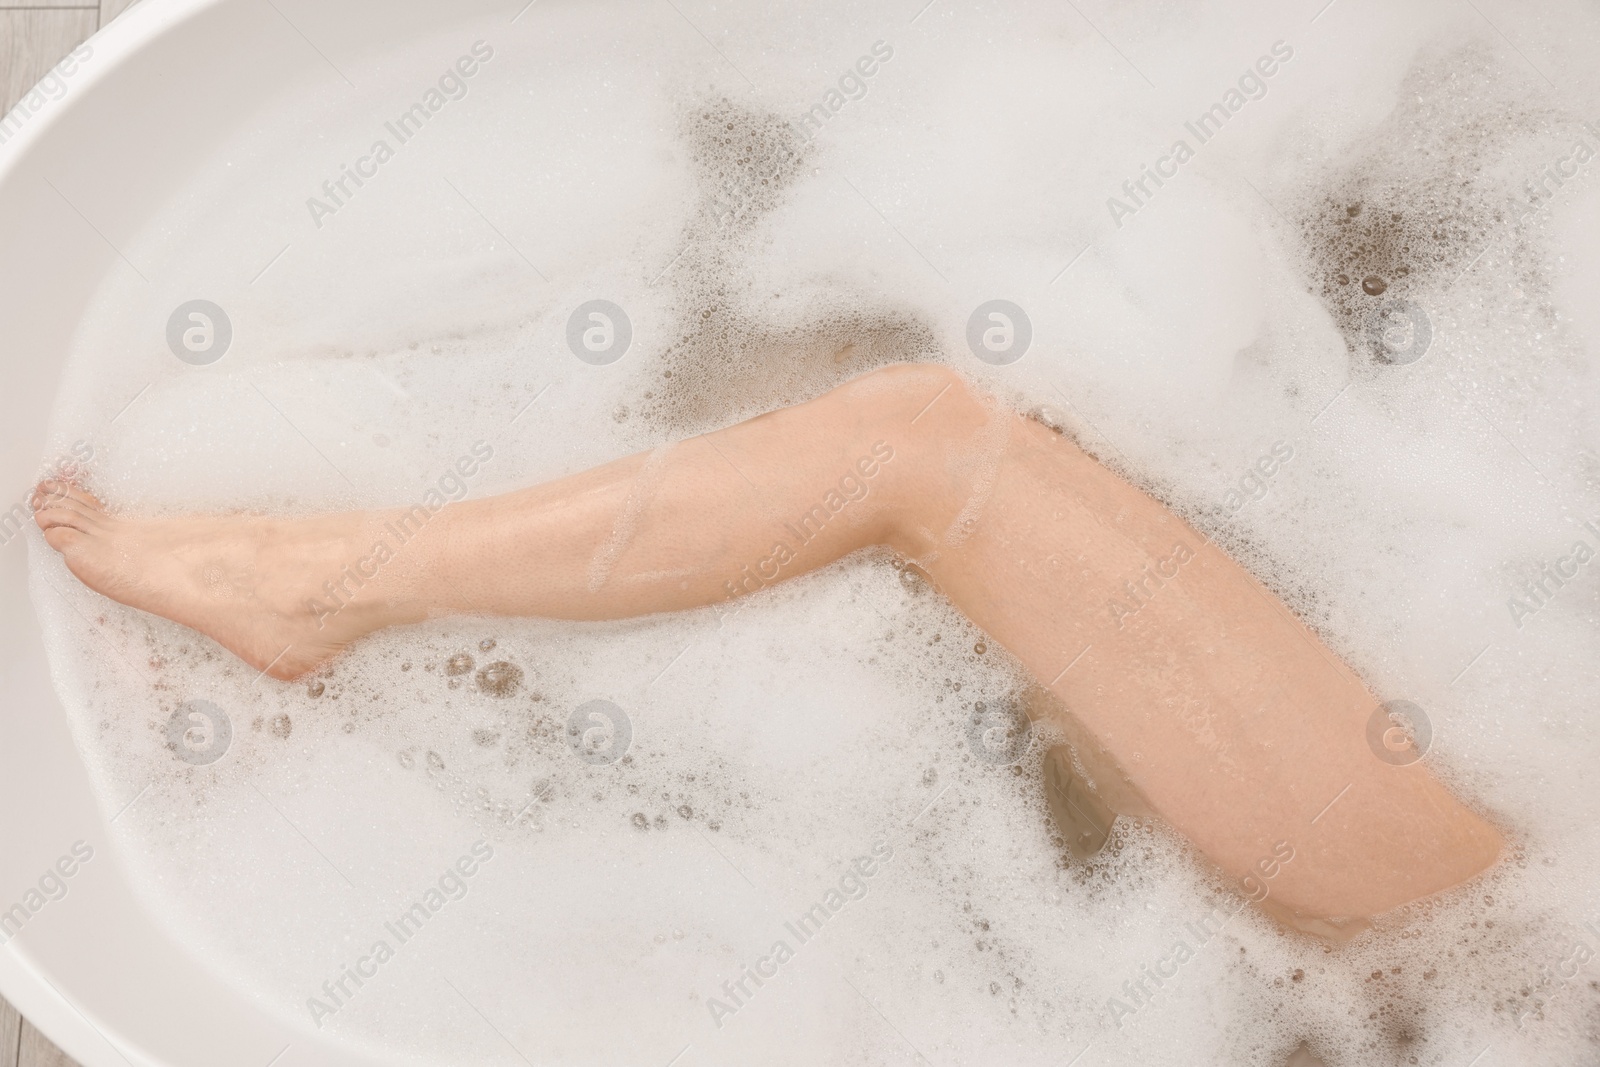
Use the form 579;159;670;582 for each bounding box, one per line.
7;0;1600;1063
0;3;502;1063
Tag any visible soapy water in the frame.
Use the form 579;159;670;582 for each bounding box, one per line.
21;0;1600;1063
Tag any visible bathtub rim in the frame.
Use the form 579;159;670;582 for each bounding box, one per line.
1;2;309;1066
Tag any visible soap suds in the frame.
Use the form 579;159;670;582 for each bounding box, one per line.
23;2;1600;1065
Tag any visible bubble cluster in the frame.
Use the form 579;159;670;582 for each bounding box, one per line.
639;99;943;433
1287;42;1567;368
474;660;522;697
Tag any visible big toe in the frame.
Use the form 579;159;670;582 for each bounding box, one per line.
42;525;87;554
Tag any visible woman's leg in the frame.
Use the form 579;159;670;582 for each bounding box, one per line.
32;363;958;670
32;362;1500;923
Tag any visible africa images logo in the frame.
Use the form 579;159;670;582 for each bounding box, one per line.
0;42;93;148
305;42;496;228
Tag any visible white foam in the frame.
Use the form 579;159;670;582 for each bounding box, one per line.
26;0;1600;1063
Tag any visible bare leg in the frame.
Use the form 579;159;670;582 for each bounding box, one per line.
32;363;1500;923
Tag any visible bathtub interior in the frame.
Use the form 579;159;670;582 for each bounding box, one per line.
0;4;505;1065
5;0;1600;1065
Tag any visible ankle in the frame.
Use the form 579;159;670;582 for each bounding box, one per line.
289;513;418;634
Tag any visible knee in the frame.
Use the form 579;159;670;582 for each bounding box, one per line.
835;363;1002;548
839;361;996;481
849;361;963;395
838;362;989;435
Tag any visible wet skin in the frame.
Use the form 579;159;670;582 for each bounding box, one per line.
33;362;1501;927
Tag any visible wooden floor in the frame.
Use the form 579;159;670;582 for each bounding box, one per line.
0;6;136;1065
0;1000;75;1067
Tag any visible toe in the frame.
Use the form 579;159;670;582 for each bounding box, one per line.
30;483;59;512
42;525;84;553
33;499;100;534
32;479;111;533
65;484;105;511
32;479;104;514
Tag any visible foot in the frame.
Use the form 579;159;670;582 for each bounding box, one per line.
31;481;393;680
